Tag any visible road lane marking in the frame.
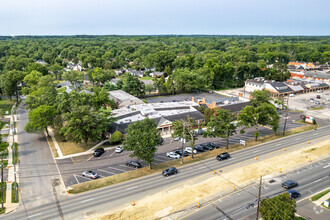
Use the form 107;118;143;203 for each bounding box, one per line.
295;138;300;140
313;133;319;135
323;164;330;169
126;186;138;190
313;179;322;183
29;213;42;218
98;169;116;175
73;174;80;184
80;198;94;203
108;167;126;172
275;144;281;146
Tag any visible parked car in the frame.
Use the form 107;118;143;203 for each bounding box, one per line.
174;136;181;141
316;95;321;99
115;146;123;153
126;160;142;168
309;99;314;103
216;152;231;161
300;115;305;119
317;90;323;93
166;152;181;159
282;180;298;189
326;96;330;101
200;143;214;151
288;190;301;199
162;167;177;177
159;138;165;145
289;94;295;97
82;171;98;179
194;145;205;153
207;142;220;149
173;149;189;157
93;148;105;157
185;147;197;154
315;101;320;105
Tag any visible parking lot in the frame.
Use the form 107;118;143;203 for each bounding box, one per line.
57;111;303;187
288;90;330;122
145;92;228;103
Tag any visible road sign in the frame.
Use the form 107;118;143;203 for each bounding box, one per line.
240;140;245;146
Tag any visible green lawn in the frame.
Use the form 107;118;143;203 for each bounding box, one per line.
12;143;18;164
0;142;9;159
312;189;330;201
140;76;154;80
310;107;324;110
0;98;15;116
11;182;19;203
0;182;6;205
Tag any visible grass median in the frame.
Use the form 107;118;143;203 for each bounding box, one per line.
312;189;330;201
69;123;317;194
11;182;19;203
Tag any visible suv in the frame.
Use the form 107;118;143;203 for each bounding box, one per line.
194;145;205;153
316;95;321;99
162;167;177;177
207;142;220;149
93;148;105;157
126;161;142;168
216;152;230;161
282;180;298;189
288;190;301;199
159;138;165;145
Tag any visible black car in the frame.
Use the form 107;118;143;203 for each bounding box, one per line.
216;152;230;161
208;142;220;149
162;167;177;177
200;143;214;151
173;149;189;157
288;190;301;199
194;145;205;153
93;148;105;157
282;180;298;189
126;161;142;168
159;138;165;145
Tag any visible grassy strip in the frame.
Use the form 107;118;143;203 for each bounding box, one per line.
0;182;6;205
0;99;15;116
310;107;324;110
46;136;59;158
0;207;5;214
288;110;303;113
11;182;19;203
69;123;317;194
1;134;9;137
3;160;8;168
12;143;18;164
312;189;330;201
14;122;16;128
0;142;9;159
322;198;330;209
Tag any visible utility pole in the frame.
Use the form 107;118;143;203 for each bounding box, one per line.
181;122;185;164
256;176;262;220
1;153;3;208
282;96;289;136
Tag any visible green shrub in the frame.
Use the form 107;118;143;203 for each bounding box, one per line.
110;131;123;144
312;119;316;124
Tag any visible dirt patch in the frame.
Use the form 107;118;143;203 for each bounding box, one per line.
46;136;59;158
92;140;330;220
54;132;95;156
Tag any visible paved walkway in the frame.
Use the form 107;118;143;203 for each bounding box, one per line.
314;190;330;206
5;104;19;213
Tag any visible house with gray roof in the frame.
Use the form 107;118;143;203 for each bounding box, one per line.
264;82;293;97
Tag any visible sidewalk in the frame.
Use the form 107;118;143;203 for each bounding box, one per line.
5;105;19;213
314;190;330;206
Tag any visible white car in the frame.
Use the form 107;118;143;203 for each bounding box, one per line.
174;136;181;141
309;99;314;103
317;90;323;93
166;152;181;159
185;147;197;154
289;94;295;97
82;171;98;179
115;146;123;153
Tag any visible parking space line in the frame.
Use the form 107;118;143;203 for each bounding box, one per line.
119;164;134;169
87;155;94;161
73;174;80;184
108;167;126;172
80;175;93;181
99;150;109;159
109;150;116;158
98;169;116;175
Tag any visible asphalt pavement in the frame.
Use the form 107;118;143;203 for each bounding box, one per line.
178;157;330;220
2;124;328;220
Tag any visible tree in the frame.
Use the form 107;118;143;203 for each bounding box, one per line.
110;131;123;144
92;87;110;110
117;73;145;96
172;120;186;164
25;105;56;136
22;70;42;94
0;70;25;102
158;74;167;94
183;118;198;159
145;84;154;94
63;70;84;90
26;63;49;75
260;193;296;220
204;109;237;149
250;90;271;108
238;103;279;141
123;118;161;169
166;75;175;95
92;67;116;86
50;64;64;80
203;108;216;124
60;106;112;145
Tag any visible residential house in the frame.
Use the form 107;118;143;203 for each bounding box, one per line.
108;90;145;108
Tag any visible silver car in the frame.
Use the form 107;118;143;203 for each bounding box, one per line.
82;171;98;179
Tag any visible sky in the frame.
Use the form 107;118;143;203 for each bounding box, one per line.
0;0;329;36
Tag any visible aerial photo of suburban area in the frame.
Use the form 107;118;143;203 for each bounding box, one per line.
0;0;329;220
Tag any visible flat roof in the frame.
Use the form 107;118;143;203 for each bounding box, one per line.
145;92;228;103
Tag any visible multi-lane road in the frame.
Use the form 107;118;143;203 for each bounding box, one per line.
2;110;329;220
179;157;330;220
